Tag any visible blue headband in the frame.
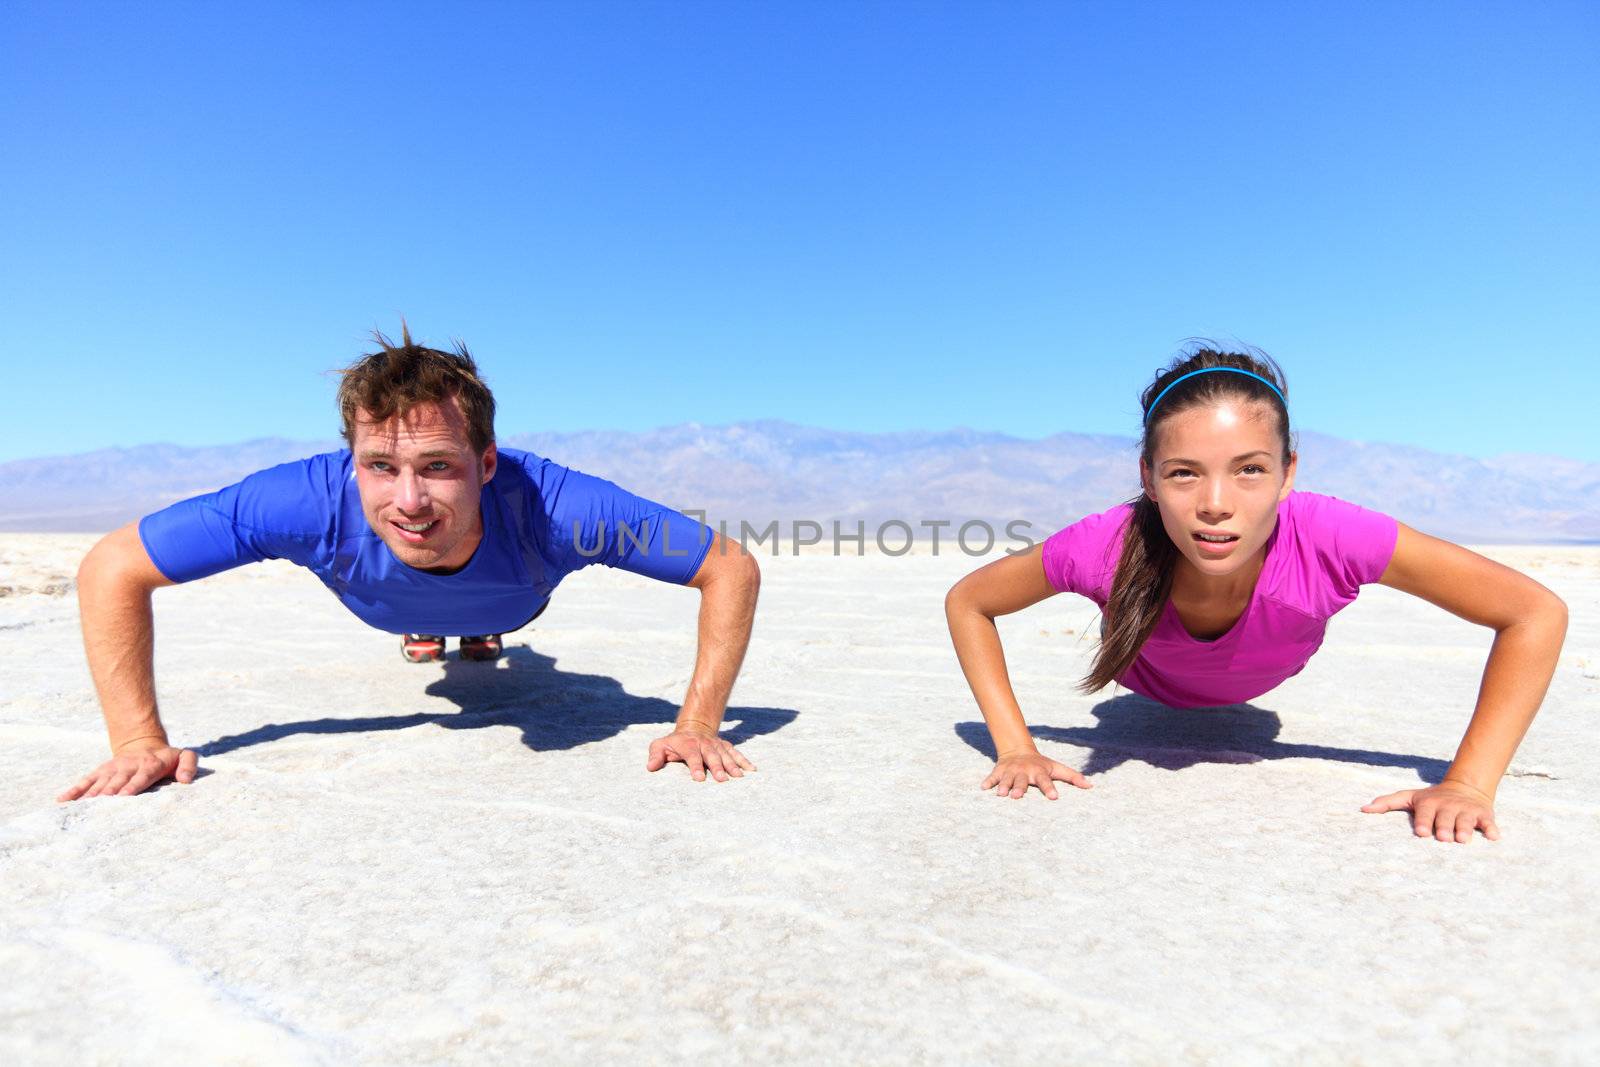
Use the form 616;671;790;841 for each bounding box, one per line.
1144;367;1287;424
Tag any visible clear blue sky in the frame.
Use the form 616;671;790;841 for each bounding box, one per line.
3;1;1596;463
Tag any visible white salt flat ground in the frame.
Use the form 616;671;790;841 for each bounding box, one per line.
2;535;1597;1065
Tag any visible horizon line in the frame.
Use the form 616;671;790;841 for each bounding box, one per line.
1;418;1596;468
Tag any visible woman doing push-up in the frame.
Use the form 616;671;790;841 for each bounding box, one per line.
944;345;1567;843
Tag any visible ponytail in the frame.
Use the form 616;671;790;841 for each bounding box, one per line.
1081;494;1176;692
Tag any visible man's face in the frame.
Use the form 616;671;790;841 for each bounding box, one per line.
1140;399;1296;580
350;397;497;573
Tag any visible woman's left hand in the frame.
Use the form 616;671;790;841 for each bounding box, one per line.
1362;780;1500;843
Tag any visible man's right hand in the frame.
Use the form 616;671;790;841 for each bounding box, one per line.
57;739;198;802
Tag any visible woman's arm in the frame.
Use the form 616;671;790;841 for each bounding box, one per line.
945;543;1092;799
1363;523;1568;841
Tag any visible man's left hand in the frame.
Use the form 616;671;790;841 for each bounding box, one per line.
646;724;756;782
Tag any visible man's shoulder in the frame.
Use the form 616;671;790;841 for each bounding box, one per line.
241;450;353;500
494;446;616;497
290;448;354;475
137;449;356;580
492;446;563;497
495;445;554;476
213;450;354;532
490;446;679;523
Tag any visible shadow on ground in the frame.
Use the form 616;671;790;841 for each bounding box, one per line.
956;693;1449;783
198;645;797;757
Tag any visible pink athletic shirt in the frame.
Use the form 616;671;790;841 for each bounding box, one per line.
1041;491;1399;709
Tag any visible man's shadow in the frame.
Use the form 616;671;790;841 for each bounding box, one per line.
198;645;798;757
956;693;1449;782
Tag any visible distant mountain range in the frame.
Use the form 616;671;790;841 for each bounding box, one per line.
3;421;1597;542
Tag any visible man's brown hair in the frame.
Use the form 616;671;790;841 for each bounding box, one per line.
336;322;496;454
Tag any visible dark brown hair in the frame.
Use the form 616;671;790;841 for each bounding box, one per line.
1080;342;1292;693
336;321;496;454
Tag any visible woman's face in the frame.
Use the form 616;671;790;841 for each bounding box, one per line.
1140;399;1296;580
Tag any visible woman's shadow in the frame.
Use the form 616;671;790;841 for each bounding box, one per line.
198;645;798;757
955;693;1449;782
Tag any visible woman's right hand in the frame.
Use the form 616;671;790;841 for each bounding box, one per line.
982;751;1092;800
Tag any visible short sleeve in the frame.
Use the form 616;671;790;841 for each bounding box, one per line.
1295;492;1400;604
138;458;335;583
542;466;713;585
1040;505;1131;602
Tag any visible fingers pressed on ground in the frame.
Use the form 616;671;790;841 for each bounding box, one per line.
89;771;129;798
1437;812;1461;842
1053;763;1089;789
118;772;157;796
1364;791;1407;813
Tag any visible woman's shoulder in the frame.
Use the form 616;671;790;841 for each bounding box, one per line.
1040;501;1134;598
1275;490;1400;605
1048;500;1136;547
1284;489;1384;517
1282;491;1397;544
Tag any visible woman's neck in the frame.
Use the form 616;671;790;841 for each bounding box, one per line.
1169;544;1268;606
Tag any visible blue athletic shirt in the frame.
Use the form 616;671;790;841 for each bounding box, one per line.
137;447;714;635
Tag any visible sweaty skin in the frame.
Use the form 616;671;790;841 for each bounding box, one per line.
59;397;763;800
945;399;1567;843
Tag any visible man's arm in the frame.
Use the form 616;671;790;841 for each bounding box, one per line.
646;532;761;782
57;522;197;801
